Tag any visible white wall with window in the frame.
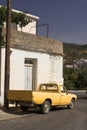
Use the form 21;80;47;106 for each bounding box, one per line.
17;20;38;34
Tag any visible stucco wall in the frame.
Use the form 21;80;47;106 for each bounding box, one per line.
17;20;37;34
9;48;63;89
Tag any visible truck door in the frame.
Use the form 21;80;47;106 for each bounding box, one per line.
60;87;70;105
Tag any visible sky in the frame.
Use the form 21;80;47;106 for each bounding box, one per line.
0;0;87;45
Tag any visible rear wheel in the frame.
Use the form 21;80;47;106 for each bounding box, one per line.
41;100;51;114
20;105;29;111
67;99;74;109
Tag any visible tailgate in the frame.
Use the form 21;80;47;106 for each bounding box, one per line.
7;90;33;102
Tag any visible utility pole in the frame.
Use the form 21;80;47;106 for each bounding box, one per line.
0;27;2;96
4;0;12;108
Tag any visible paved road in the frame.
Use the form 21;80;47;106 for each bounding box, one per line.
0;92;87;130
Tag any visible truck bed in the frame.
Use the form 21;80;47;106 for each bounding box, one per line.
7;90;33;102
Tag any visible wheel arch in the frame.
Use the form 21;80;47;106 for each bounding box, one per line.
72;97;76;101
45;98;52;105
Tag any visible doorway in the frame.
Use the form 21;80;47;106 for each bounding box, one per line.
24;58;37;90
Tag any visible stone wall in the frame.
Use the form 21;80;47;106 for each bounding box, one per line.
2;27;63;55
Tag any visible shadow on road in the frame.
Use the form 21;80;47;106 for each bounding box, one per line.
0;105;70;116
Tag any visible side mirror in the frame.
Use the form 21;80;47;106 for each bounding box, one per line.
63;86;68;95
66;91;68;95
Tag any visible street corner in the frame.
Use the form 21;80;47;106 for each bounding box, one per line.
0;106;29;121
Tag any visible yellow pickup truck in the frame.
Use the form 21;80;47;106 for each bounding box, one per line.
7;83;77;114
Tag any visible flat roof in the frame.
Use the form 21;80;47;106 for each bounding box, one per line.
12;9;39;20
0;5;39;20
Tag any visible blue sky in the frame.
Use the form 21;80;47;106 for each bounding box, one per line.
0;0;87;44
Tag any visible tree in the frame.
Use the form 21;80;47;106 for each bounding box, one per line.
18;13;30;30
12;12;31;31
64;66;87;90
0;7;6;26
77;67;87;89
64;68;78;90
0;7;31;31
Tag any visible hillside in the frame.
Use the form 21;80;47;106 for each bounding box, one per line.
63;42;87;63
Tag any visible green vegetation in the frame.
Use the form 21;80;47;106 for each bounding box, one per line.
63;42;87;90
0;7;6;26
64;67;87;90
11;11;31;31
63;42;87;63
0;6;31;47
0;7;31;30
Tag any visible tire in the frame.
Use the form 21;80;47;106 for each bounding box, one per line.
41;100;51;114
20;105;29;111
67;99;74;109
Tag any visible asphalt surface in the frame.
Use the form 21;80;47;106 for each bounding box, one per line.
0;91;87;130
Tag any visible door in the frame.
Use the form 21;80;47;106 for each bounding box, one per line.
59;87;70;105
25;64;33;90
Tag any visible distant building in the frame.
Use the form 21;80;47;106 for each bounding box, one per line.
64;59;87;69
65;64;74;68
